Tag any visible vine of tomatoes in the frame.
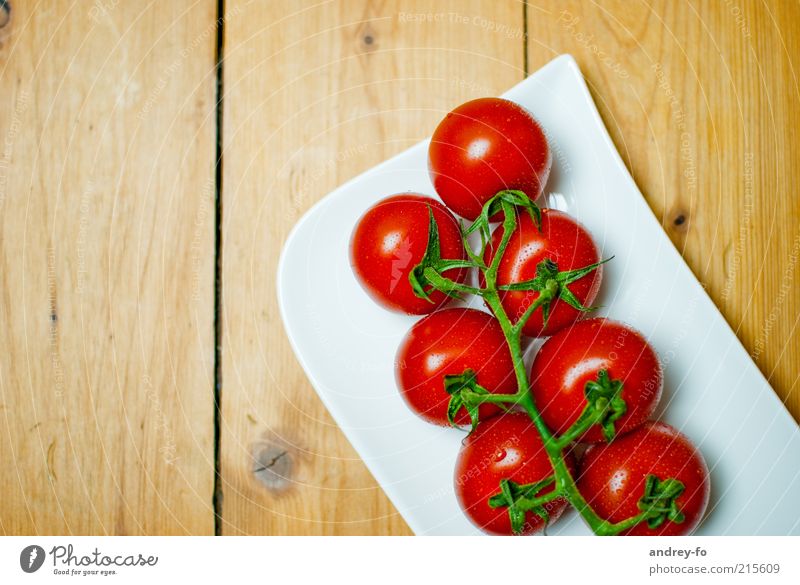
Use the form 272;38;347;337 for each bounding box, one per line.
350;97;710;536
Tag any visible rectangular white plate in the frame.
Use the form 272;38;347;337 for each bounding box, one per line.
277;55;800;535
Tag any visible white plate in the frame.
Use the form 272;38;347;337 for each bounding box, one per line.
277;55;800;535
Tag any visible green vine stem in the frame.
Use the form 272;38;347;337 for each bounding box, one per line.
485;270;653;536
411;191;686;536
487;477;561;534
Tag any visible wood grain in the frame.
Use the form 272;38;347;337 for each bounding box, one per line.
220;0;798;534
1;0;797;536
219;0;525;534
0;1;217;534
524;0;799;421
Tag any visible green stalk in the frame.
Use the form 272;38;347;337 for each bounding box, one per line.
481;260;629;534
412;190;661;536
553;414;597;450
483;291;554;442
485;290;615;532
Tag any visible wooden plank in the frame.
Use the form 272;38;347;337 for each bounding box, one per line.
0;1;217;534
525;0;800;421
220;0;525;534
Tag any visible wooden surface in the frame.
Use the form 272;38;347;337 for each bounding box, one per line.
0;2;217;534
219;0;522;536
1;0;797;535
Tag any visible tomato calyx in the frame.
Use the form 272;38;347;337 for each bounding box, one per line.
444;369;488;431
487;476;559;535
556;369;627;446
637;474;687;529
584;370;627;442
592;474;687;536
443;369;514;432
408;206;478;302
499;257;612;331
466;190;542;250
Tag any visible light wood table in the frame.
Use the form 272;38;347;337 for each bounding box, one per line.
1;0;797;535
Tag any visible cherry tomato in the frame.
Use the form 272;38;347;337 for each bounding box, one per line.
455;412;572;535
395;308;516;426
483;209;602;337
428;98;551;220
530;318;662;443
350;194;467;314
577;421;710;535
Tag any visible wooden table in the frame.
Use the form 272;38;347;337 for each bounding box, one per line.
1;0;797;535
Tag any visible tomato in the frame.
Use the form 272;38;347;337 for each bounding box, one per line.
395;308;516;426
483;209;602;337
350;194;467;314
455;412;572;535
530;318;662;443
577;421;710;535
428;98;551;220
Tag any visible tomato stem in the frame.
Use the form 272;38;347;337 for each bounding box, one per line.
465;193;643;536
510;279;558;336
554;370;627;448
483;201;517;289
421;267;482;297
473;393;523;405
485;268;653;535
411;190;648;535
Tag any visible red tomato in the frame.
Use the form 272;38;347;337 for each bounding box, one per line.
530;318;662;443
428;98;551;220
395;308;516;426
455;412;572;535
577;421;710;535
350;194;467;314
483;209;602;337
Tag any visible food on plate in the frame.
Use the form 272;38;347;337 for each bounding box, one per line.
577;421;710;535
454;412;572;535
395;308;516;427
350;193;468;314
428;97;551;220
482;208;604;338
530;318;663;443
343;95;710;536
